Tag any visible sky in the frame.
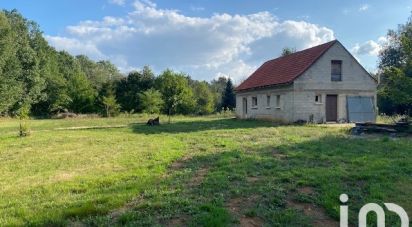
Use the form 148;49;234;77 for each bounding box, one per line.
1;0;411;83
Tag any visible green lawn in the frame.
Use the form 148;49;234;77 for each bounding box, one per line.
0;116;411;226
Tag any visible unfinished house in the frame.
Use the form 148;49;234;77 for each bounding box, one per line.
235;40;378;123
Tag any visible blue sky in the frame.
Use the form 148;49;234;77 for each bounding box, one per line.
2;0;411;82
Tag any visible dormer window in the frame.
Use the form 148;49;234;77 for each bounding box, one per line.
331;60;342;81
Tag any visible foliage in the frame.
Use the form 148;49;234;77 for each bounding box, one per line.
221;79;236;110
76;55;122;91
138;88;164;114
281;47;296;56
378;67;412;114
0;10;45;115
0;10;231;117
156;70;195;118
116;66;155;112
378;14;412;115
101;89;120;117
210;76;228;111
192;81;214;115
17;103;31;136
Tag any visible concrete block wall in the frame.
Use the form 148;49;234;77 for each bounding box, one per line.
235;86;294;122
236;41;378;123
292;41;377;123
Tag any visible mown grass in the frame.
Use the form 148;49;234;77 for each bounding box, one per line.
0;116;411;226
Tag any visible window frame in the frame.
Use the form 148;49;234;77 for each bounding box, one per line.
266;95;271;109
275;95;281;109
331;60;342;81
315;94;323;104
251;96;258;109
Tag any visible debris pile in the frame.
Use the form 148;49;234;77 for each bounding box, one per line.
351;118;410;135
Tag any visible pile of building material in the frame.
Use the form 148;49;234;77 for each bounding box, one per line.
351;119;410;135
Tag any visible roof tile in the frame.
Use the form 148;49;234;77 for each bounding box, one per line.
236;40;337;91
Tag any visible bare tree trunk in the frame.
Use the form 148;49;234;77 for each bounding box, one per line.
105;105;110;118
168;108;171;124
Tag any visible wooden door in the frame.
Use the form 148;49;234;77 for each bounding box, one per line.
326;95;338;122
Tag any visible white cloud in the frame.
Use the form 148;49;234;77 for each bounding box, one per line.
46;0;334;81
45;35;105;59
351;36;387;57
108;0;126;6
359;4;369;12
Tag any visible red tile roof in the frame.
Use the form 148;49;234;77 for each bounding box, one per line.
235;40;338;91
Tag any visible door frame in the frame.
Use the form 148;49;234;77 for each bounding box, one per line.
242;97;248;118
325;94;338;122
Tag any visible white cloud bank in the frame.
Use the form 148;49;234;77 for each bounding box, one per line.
351;36;387;57
46;0;335;82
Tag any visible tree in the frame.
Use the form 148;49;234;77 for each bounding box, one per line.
2;10;46;115
116;66;155;112
378;67;412;114
77;55;122;91
0;12;23;115
221;79;236;110
192;81;214;115
210;76;228;111
378;13;412;115
138;88;164;114
156;70;194;122
102;90;120;117
57;51;96;113
281;47;296;57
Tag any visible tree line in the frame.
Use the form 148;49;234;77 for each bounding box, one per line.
2;9;411;118
0;10;236;118
377;14;412;116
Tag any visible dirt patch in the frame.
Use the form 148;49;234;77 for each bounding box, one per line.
238;216;264;227
169;156;192;170
272;149;287;159
226;195;264;227
297;186;315;195
68;220;86;227
188;167;209;187
286;189;338;227
246;176;260;183
161;214;189;227
55;125;127;130
108;195;144;222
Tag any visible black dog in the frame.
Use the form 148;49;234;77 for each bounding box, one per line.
147;117;160;126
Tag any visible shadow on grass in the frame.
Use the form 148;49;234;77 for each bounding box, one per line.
105;135;412;226
131;118;280;134
18;129;410;226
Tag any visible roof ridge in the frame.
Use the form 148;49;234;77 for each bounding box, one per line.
235;39;338;91
264;39;337;64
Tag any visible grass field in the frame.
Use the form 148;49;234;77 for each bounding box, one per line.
0;115;411;226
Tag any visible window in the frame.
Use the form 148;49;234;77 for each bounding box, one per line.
266;95;271;108
275;95;281;108
252;96;258;108
331;60;342;81
315;95;322;104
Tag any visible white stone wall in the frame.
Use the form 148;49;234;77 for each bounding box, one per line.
235;86;294;122
293;42;377;122
235;41;378;123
